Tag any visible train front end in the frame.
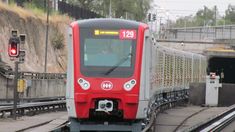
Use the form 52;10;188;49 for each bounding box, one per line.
66;19;148;121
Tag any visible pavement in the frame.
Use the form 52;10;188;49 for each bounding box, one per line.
155;105;230;132
0;111;67;132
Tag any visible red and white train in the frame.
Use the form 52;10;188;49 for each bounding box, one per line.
66;18;206;130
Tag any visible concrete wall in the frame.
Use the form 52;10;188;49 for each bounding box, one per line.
189;83;205;106
27;79;66;98
0;74;14;99
158;42;225;54
189;83;235;106
218;83;235;107
0;74;66;99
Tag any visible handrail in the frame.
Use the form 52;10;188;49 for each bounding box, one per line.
0;71;66;80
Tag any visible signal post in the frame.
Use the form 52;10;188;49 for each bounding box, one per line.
8;30;26;120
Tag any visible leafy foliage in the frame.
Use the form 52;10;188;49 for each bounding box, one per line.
14;0;152;21
173;5;235;28
225;4;235;24
67;0;152;21
51;28;64;50
174;6;218;27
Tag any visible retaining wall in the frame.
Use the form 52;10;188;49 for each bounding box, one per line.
0;74;66;99
189;83;235;106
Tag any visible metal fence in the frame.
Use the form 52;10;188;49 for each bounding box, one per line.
163;25;235;42
58;1;103;19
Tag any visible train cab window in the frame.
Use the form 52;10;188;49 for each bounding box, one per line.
84;39;132;67
79;28;137;78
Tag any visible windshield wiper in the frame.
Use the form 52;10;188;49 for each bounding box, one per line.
104;53;132;75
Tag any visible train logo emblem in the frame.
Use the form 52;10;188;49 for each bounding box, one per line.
101;81;113;90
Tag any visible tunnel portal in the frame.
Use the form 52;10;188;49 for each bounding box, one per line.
208;57;235;83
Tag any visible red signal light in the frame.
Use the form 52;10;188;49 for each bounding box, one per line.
8;42;19;57
11;48;17;55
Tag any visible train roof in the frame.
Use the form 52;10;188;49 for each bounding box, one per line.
156;43;206;59
72;18;147;29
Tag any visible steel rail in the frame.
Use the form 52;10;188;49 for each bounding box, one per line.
186;105;235;132
200;110;235;132
0;100;66;118
0;96;65;103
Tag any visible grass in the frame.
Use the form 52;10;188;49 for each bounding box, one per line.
0;2;71;24
0;2;33;19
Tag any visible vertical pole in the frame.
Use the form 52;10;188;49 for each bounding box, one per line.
155;11;158;37
159;17;162;39
184;19;187;40
44;0;50;73
222;20;225;38
13;61;19;120
230;26;232;42
214;26;217;39
6;78;9;99
200;28;202;40
109;0;112;18
204;6;207;25
214;6;217;26
44;0;47;12
151;21;153;34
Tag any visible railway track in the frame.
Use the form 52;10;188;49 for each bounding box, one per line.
16;115;69;132
186;105;235;132
0;96;65;104
0;100;66;118
143;89;189;132
38;89;189;132
173;107;209;132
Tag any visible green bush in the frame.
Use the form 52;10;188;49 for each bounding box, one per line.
51;30;64;50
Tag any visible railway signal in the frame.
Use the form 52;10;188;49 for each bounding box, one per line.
153;14;156;21
8;31;26;62
148;13;151;22
148;13;157;22
8;37;20;57
8;30;26;120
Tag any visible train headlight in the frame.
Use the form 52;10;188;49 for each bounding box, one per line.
77;78;90;90
123;79;136;91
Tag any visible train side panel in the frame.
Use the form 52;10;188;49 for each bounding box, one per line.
150;43;207;96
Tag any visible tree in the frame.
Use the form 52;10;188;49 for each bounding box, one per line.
67;0;94;9
67;0;152;21
195;6;217;26
173;6;219;27
225;4;235;24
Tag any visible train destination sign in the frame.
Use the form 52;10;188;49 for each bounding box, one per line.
94;29;137;40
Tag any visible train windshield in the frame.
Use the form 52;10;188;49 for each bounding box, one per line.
80;28;137;77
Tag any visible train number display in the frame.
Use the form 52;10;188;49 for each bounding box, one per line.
119;29;136;40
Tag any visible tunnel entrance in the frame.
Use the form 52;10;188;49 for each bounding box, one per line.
208;57;235;83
